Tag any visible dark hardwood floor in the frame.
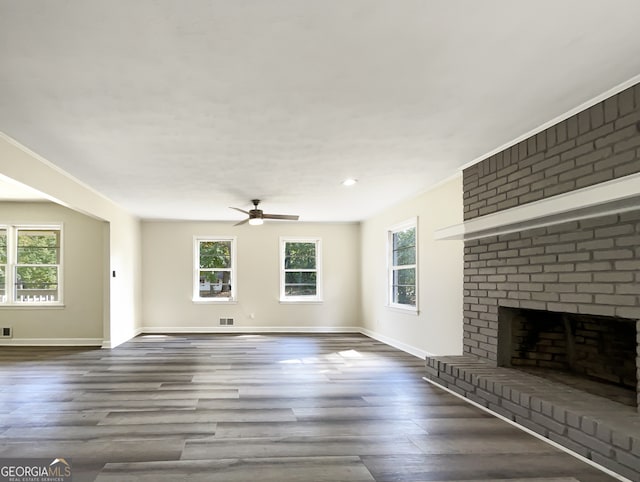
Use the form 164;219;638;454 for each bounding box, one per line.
0;334;621;481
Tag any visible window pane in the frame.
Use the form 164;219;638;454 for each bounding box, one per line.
392;268;416;306
285;271;317;296
199;241;231;269
284;242;316;269
393;227;415;250
199;270;232;298
393;246;415;266
0;266;5;302
0;229;6;263
285;271;317;284
393;285;416;306
15;266;58;302
17;230;60;264
394;267;415;286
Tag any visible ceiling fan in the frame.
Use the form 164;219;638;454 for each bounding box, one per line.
230;199;299;226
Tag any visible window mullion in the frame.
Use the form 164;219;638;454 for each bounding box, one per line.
7;226;16;304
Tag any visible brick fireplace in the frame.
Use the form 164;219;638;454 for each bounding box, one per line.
425;82;640;479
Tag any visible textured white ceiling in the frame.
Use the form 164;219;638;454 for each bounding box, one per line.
1;1;640;222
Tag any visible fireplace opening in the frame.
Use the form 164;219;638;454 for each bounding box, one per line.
498;306;637;407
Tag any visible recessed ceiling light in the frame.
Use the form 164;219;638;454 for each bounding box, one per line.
341;178;358;186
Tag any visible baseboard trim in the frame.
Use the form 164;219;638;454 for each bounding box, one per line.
139;326;362;334
0;337;103;347
359;328;433;359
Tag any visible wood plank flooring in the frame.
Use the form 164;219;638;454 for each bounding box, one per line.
0;334;620;481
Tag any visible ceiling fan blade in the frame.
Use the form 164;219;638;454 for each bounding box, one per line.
234;218;250;226
230;207;250;215
263;214;299;221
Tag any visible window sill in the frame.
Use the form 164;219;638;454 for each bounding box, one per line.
386;305;419;316
192;299;238;305
0;303;65;309
279;299;324;305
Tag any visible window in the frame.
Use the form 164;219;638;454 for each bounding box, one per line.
0;228;6;303
280;237;322;302
194;236;236;302
388;219;417;311
0;225;62;305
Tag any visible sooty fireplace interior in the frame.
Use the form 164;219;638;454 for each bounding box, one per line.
498;306;637;406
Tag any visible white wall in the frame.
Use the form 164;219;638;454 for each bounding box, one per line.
0;201;105;343
0;133;142;347
142;221;361;331
360;175;464;357
106;210;142;347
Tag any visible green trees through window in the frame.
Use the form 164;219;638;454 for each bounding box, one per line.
16;230;60;293
283;242;317;296
281;238;321;301
390;222;417;308
0;226;61;304
196;238;234;300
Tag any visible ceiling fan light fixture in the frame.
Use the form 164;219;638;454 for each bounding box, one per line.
341;178;358;186
230;200;298;226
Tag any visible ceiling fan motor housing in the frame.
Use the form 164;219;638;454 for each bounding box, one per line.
231;199;298;225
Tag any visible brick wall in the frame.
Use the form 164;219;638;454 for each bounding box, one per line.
463;83;640;221
463;210;640;362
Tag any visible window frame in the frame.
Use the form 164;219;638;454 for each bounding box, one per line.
387;218;418;313
279;237;323;303
0;224;64;307
193;235;237;303
0;225;6;305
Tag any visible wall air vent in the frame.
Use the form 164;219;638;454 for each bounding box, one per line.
1;327;12;338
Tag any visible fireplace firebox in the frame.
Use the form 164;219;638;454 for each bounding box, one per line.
498;306;637;406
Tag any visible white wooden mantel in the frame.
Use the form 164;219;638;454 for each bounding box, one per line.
434;172;640;241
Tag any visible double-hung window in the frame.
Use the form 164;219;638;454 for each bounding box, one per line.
0;227;6;303
0;225;62;305
280;237;322;302
388;218;417;311
193;236;236;302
